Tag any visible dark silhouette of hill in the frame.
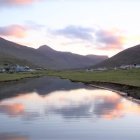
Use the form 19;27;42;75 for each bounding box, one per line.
38;45;108;69
94;44;140;68
0;37;54;68
0;37;108;69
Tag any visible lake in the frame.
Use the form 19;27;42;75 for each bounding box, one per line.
0;77;140;140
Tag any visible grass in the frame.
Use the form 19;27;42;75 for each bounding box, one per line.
0;69;140;99
0;69;140;87
47;69;140;87
0;71;47;82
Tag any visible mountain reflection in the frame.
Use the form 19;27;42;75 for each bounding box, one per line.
0;89;140;120
0;77;89;100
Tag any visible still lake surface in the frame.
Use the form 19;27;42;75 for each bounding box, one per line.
0;77;140;140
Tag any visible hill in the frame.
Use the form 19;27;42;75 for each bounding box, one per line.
0;37;55;68
37;45;108;69
0;37;108;69
0;52;37;67
94;44;140;68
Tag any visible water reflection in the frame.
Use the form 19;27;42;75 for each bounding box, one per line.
0;103;24;117
0;89;140;120
0;77;88;100
0;133;29;140
1;77;140;140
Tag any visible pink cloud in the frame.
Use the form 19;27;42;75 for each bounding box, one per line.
11;0;36;4
0;25;28;38
52;25;125;51
0;0;43;6
95;29;125;50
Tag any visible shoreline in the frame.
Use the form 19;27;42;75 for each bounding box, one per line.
89;83;140;104
0;73;140;102
0;75;42;84
70;79;140;103
0;71;46;83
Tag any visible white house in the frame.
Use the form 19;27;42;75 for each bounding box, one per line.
0;67;5;73
135;65;140;68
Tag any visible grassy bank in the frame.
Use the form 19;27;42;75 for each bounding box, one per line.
0;69;140;99
0;71;48;82
47;69;140;99
47;69;140;87
0;69;140;87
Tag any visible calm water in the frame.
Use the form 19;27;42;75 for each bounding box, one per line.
0;77;140;140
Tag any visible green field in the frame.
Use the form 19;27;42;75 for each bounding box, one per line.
0;71;47;82
47;69;140;87
0;69;140;87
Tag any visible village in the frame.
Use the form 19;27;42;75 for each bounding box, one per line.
1;63;140;73
86;64;140;72
0;64;35;73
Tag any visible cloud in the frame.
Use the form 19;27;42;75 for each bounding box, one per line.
95;29;125;50
25;21;45;30
53;25;94;42
0;0;43;7
0;24;28;38
96;30;121;45
52;25;125;51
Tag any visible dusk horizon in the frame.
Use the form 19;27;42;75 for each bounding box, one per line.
1;0;140;57
0;1;140;140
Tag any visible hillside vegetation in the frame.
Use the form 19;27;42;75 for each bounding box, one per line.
47;69;140;87
94;44;140;68
0;37;107;69
0;69;140;87
0;52;36;67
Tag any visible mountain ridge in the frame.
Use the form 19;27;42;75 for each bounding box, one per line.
94;44;140;68
0;37;108;69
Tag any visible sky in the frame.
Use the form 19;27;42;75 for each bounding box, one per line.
0;0;140;57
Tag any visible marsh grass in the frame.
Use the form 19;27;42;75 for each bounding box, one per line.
0;69;140;87
47;69;140;87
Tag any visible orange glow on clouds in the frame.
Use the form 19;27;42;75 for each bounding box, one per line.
7;25;27;38
96;29;126;51
5;0;41;5
11;0;34;4
0;25;28;38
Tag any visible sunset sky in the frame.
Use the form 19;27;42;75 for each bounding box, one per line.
0;0;140;57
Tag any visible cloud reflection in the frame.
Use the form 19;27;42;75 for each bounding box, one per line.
0;89;140;120
0;103;24;117
45;90;124;119
0;133;29;140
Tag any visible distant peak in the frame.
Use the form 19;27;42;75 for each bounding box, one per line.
38;45;55;52
86;54;108;59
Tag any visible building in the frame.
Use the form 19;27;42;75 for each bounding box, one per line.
0;67;5;73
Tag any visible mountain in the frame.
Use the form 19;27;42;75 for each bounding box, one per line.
86;54;108;60
0;37;59;68
0;37;108;69
94;44;140;68
37;45;108;69
0;52;36;67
